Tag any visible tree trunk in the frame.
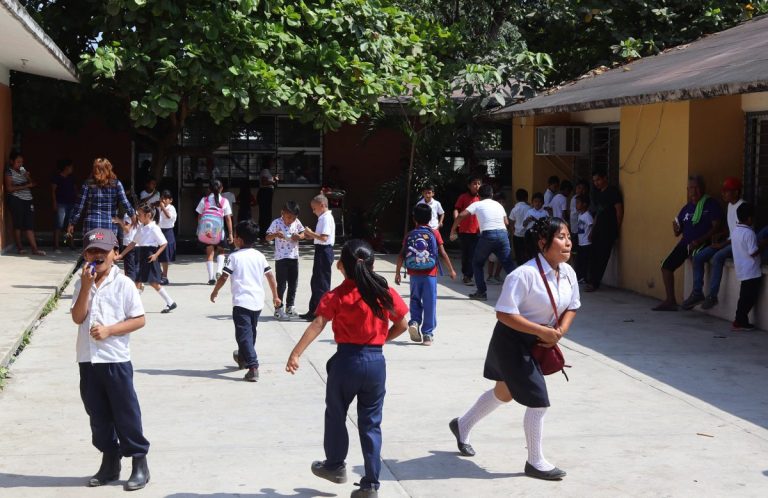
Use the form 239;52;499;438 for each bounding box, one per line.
403;134;417;237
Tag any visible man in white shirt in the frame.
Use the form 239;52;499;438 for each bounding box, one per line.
451;185;515;300
416;185;445;229
301;194;336;320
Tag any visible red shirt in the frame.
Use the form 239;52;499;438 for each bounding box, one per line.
454;192;480;234
315;279;408;346
402;226;444;277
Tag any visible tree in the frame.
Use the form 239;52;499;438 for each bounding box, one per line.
73;0;454;179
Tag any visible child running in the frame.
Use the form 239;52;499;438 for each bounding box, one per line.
266;201;305;320
211;220;281;381
117;204;177;313
71;228;150;490
157;190;177;285
394;203;456;345
196;179;234;284
286;239;409;498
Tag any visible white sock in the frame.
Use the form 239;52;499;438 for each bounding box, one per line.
206;261;215;280
158;288;174;306
216;254;225;274
524;407;554;471
457;389;505;443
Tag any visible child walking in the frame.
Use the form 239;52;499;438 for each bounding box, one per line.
286;239;409;498
265;201;305;320
157;190;177;285
300;194;336;321
71;228;150;490
394;203;456;345
118;204;177;313
197;179;234;284
211;220;281;381
731;203;763;331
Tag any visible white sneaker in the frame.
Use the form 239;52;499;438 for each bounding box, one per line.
408;321;422;342
275;308;290;321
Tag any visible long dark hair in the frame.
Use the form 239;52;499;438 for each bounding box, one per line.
525;217;569;257
340;239;394;319
210;179;223;208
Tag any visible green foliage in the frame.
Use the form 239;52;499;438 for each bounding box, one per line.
0;367;8;390
516;1;768;84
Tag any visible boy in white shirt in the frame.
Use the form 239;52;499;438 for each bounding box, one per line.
266;201;305;320
548;180;571;220
157;190;177;285
575;195;594;282
211;220;281;381
524;192;548;229
300;194;336;321
509;188;530;265
71;228;150;490
543;175;559;207
730;203;763;331
416;185;445;230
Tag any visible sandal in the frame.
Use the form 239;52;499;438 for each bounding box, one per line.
32;249;47;256
652;302;678;311
17;248;28;255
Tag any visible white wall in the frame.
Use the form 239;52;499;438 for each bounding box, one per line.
742;92;768;112
570;107;621;124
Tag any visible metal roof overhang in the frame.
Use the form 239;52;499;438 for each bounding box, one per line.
487;15;768;120
0;0;78;82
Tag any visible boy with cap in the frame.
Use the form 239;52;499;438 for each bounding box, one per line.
686;177;744;310
71;228;151;490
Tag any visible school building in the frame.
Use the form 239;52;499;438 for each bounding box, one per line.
0;0;78;249
489;14;768;327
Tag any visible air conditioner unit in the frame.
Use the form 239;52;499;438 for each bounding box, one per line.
535;126;590;155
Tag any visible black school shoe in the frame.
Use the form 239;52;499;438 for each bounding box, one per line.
449;418;475;456
161;303;177;313
468;292;487;301
299;312;315;322
311;460;347;483
88;452;121;487
524;461;566;480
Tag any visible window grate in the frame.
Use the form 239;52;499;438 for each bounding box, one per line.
745;112;768;227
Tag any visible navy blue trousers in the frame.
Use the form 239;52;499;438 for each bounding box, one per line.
324;345;386;490
308;245;334;315
78;362;150;457
233;306;261;368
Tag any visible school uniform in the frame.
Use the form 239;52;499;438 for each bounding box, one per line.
266;217;305;309
71;265;150;457
315;280;408;491
307;210;336;316
576;210;594;281
223;248;272;369
416;198;445;230
133;221;167;284
195;194;233;249
402;226;444;339
158;204;177;263
731;224;763;327
484;258;580;407
122;216;139;281
509;201;531;266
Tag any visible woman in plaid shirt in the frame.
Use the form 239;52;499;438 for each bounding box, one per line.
68;158;136;240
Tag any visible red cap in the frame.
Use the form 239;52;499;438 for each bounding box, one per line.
721;177;742;191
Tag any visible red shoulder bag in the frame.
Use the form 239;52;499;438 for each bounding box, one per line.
531;255;569;380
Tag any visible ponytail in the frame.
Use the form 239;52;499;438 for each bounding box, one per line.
210;179;223;208
524;216;568;257
340;239;394;319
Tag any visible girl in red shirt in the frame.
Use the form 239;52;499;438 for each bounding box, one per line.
286;239;408;498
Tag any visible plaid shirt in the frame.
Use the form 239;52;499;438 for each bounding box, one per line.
70;180;135;234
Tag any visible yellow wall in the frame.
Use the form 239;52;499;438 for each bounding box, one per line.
618;102;691;299
688;95;744;196
0;83;12;250
511;113;572;197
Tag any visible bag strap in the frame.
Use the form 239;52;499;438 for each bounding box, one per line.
535;255;560;328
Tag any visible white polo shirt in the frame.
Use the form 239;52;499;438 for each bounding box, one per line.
726;199;745;239
159;204;177;229
314;210;336;246
509;201;531;237
71;266;145;363
550;193;567;219
496;257;580;327
524;207;549;228
731;224;762;281
133;221;167;247
140;190;160;206
569;197;579;230
416;198;445;229
195;194;233;217
465;198;507;232
223;248;272;311
577;211;594;246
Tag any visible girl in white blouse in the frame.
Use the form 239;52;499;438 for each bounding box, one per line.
449;217;580;481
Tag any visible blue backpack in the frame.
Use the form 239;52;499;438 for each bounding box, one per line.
403;226;440;272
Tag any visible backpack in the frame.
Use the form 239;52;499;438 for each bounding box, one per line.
403;226;440;272
197;196;225;245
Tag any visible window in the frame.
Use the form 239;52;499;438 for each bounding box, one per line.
745;112;768;227
590;124;620;184
180;116;322;187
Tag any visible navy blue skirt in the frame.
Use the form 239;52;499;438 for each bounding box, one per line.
483;322;550;408
122;249;138;281
137;246;163;284
159;228;176;262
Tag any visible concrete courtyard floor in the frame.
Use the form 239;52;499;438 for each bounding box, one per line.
1;248;767;497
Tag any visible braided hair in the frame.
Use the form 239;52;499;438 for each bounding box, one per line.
339;239;394;320
524;217;569;256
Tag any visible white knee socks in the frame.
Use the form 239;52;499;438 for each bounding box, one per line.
158;288;174;306
206;261;215;280
216;254;225;274
524;407;554;471
457;389;505;443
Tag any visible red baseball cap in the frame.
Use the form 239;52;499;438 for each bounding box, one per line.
721;177;742;191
